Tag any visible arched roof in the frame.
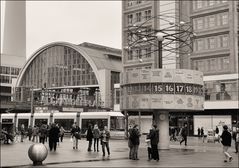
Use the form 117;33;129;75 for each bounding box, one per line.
16;41;122;87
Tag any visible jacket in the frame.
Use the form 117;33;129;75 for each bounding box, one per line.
86;128;93;141
130;128;140;145
221;130;231;146
149;129;159;145
93;128;100;139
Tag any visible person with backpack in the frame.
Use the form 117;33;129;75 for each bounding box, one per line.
71;123;81;149
100;126;110;157
221;125;233;162
39;124;47;144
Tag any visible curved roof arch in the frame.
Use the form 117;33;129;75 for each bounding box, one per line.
16;41;102;87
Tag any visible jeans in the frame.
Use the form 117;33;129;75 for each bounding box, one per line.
180;136;187;145
131;145;139;160
223;146;232;160
73;137;78;149
49;140;57;151
151;144;159;160
88;140;92;151
94;138;99;151
102;141;110;156
235;142;239;152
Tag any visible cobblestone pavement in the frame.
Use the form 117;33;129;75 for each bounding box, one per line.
1;136;238;167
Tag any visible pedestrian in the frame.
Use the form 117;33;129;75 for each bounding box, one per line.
200;127;204;143
20;124;25;142
180;124;188;146
145;135;152;161
197;127;201;138
32;125;39;143
48;123;60;152
220;125;233;162
27;126;32;141
93;124;100;152
100;126;110;157
71;123;81;149
215;126;219;134
128;125;133;159
149;124;159;161
86;124;93;152
130;124;141;160
232;127;239;153
39;124;47;144
59;126;65;142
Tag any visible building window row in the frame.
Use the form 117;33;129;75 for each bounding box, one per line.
127;0;144;7
192;56;229;73
193;12;229;31
127;10;152;25
127;47;152;60
0;75;11;84
0;66;21;76
194;34;229;51
193;0;228;10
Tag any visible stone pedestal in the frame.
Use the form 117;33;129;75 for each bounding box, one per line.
153;111;169;150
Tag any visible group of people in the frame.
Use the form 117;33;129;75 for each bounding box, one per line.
128;124;159;161
18;123;65;152
71;123;111;157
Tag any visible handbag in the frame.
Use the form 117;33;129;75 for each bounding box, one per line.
74;133;81;139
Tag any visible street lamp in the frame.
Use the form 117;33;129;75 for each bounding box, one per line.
156;32;164;69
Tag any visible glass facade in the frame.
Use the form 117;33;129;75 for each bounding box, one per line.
20;45;98;88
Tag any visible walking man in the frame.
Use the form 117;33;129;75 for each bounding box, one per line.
221;125;233;162
100;126;110;157
180;124;188;146
149;124;159;161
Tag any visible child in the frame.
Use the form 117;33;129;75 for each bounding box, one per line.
145;135;152;161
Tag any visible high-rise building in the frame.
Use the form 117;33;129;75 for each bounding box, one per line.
122;0;177;72
178;0;238;131
0;1;26;112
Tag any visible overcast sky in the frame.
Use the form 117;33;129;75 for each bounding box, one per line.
1;1;122;58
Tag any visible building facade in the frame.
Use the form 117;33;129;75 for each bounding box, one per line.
14;42;121;113
0;1;26;112
178;0;239;133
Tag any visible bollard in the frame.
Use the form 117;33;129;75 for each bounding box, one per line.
28;143;48;166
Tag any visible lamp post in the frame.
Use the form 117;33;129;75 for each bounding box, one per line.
156;32;164;69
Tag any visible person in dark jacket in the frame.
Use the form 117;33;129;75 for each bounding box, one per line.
221;125;233;162
180;124;188;146
128;125;133;159
39;124;47;144
86;124;93;151
149;124;159;161
130;125;141;160
215;126;219;134
48;123;60;152
200;127;204;143
232;127;239;153
27;126;33;141
197;127;201;138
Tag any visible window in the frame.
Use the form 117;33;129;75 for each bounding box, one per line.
209;0;214;6
197;19;203;30
136;0;142;4
221;13;228;25
127;0;133;6
197;39;204;51
128;14;133;24
145;47;151;58
222;57;229;70
209;16;216;28
221;35;229;47
145;10;151;20
136;49;142;59
210;59;217;71
128;50;133;60
197;0;203;9
136;12;142;22
209;38;216;49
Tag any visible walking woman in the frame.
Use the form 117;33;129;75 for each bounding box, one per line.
149;124;159;161
86;124;93;151
100;126;110;157
93;124;100;152
221;125;233;162
130;125;141;160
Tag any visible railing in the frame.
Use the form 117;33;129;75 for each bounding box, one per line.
205;91;238;101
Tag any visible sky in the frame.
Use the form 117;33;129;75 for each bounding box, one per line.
1;1;122;59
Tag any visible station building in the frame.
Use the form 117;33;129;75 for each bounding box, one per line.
15;42;122;112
